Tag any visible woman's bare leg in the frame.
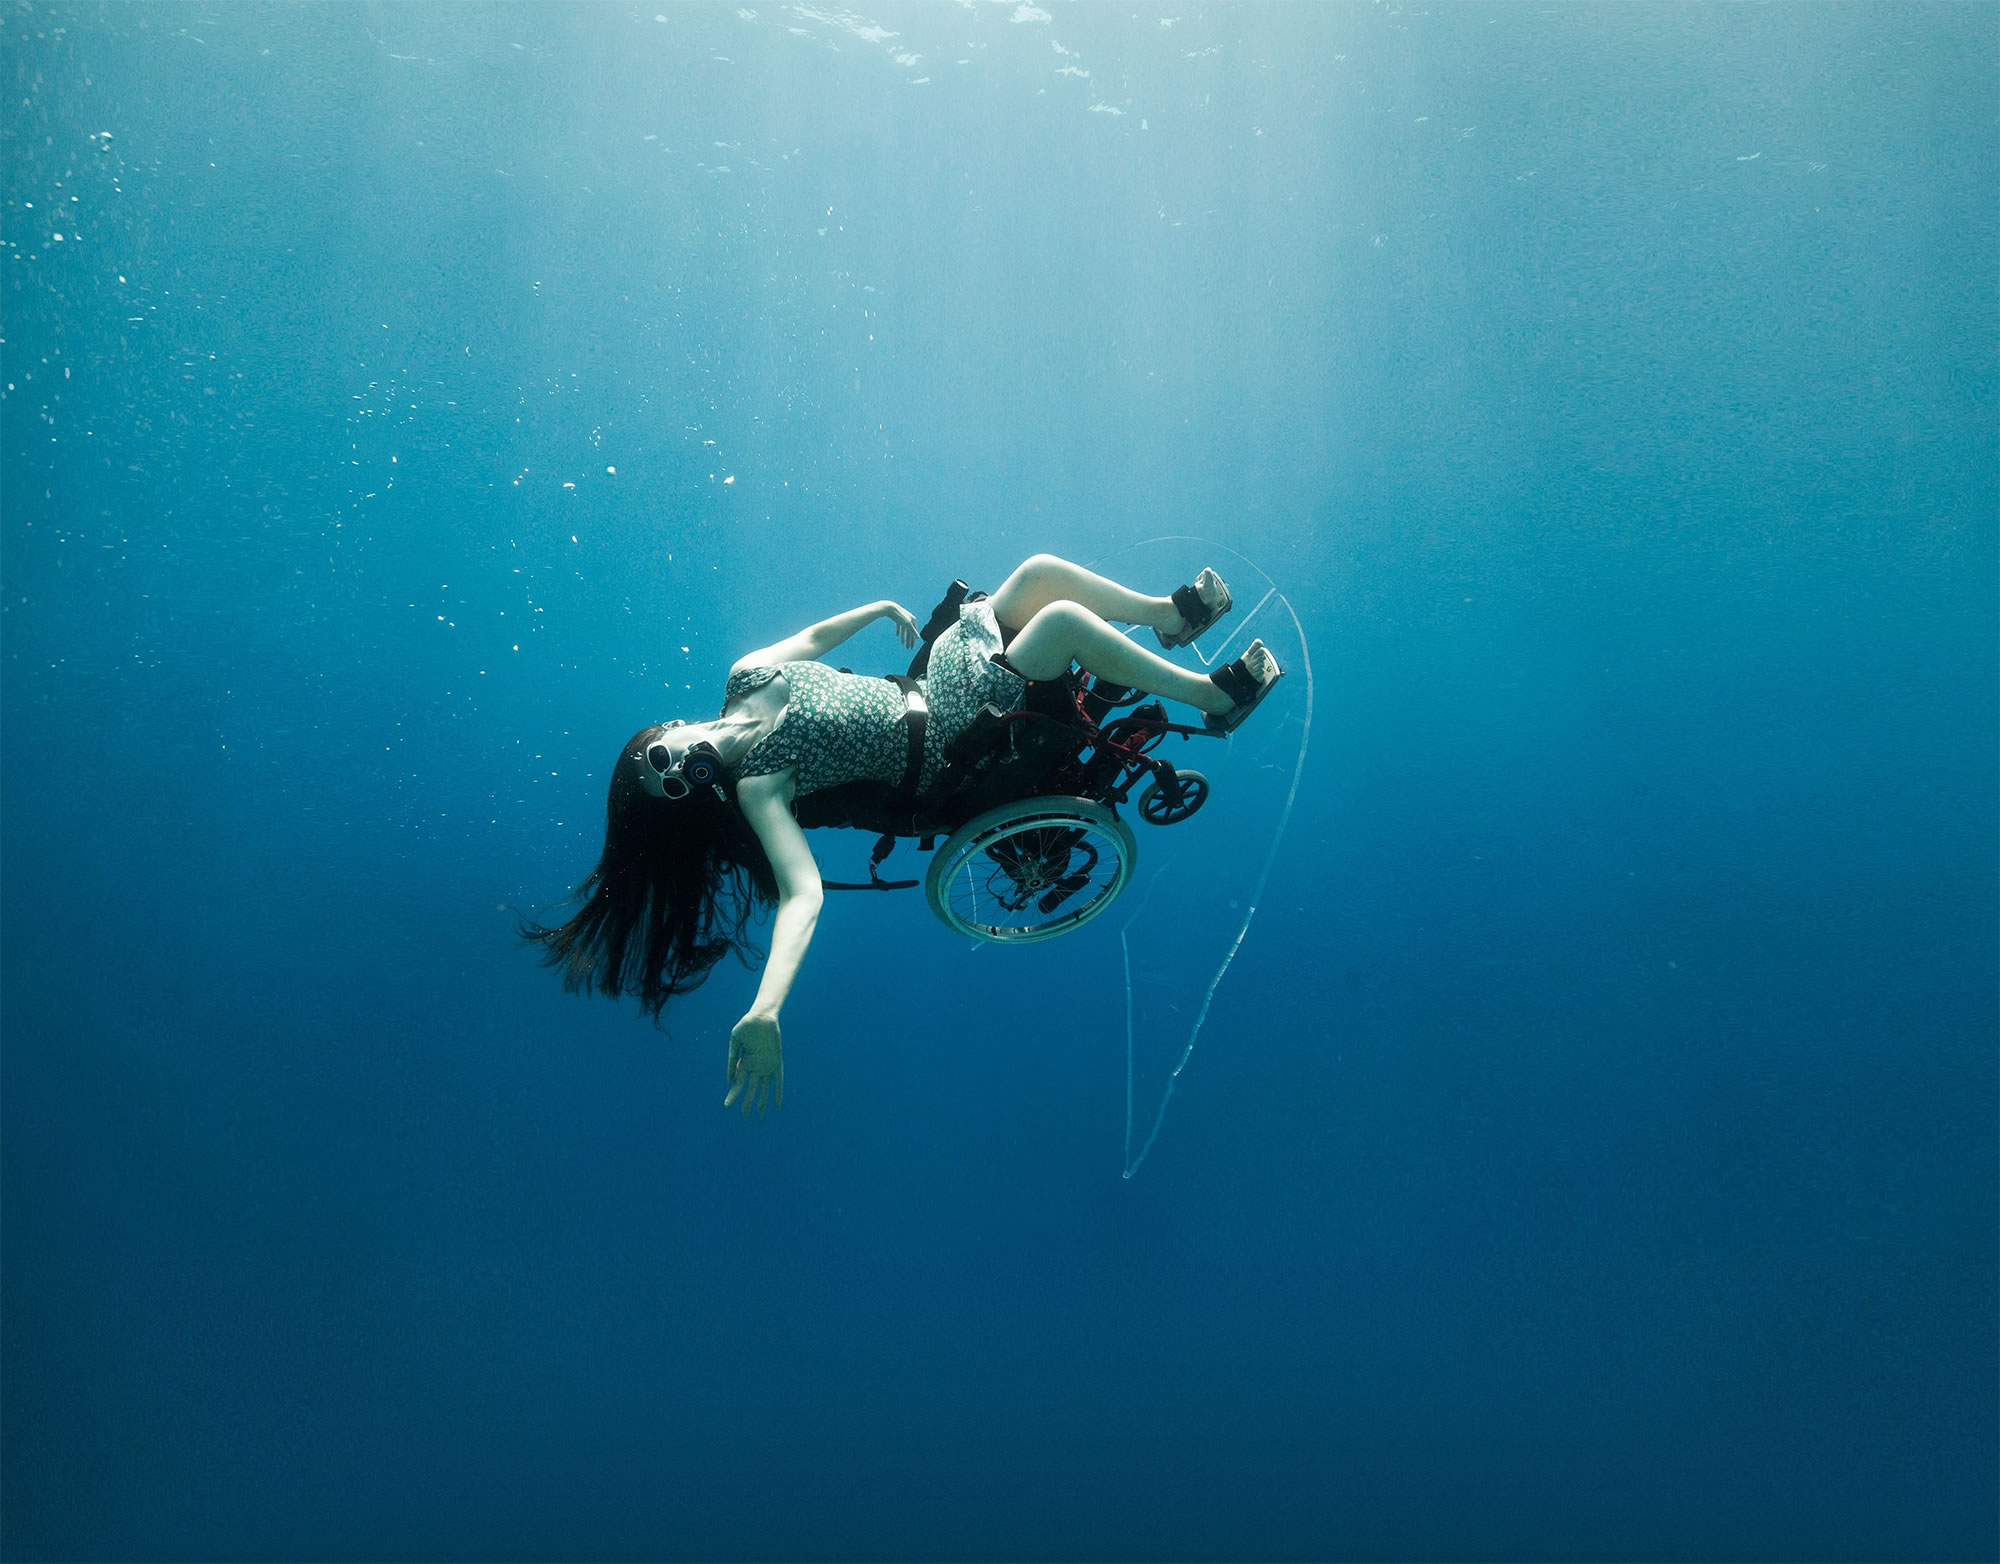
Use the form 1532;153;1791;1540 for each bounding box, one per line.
989;554;1185;639
1006;600;1235;715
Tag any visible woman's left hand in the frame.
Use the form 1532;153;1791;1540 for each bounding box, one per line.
882;602;921;649
725;1012;784;1117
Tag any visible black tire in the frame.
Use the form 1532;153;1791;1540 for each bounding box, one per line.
1138;768;1210;826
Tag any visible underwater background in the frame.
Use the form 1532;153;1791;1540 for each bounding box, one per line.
3;2;1994;1559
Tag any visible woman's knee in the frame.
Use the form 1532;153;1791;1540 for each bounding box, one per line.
1007;599;1090;679
1004;553;1064;595
1022;599;1089;635
992;553;1074;630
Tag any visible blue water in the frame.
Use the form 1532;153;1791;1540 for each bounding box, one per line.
4;3;1994;1558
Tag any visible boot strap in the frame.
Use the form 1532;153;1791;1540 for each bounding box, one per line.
1210;656;1259;706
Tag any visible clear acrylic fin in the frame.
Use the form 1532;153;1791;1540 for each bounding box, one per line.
1083;535;1316;1179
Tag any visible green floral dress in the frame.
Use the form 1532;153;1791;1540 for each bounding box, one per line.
723;598;1026;799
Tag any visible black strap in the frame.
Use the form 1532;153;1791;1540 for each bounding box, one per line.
818;675;928;894
807;672;938;894
823;833;919;893
1210;653;1259;706
884;674;928;806
822;878;919;891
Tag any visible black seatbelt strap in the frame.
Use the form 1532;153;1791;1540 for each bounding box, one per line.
820;828;920;892
817;674;929;893
884;674;928;807
812;673;941;893
823;837;919;890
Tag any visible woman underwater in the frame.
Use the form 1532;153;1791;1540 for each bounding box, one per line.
526;553;1283;1117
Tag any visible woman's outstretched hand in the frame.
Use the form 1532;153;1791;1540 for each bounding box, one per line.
882;602;921;649
725;1012;784;1118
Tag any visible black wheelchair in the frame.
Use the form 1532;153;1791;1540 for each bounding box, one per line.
791;581;1221;944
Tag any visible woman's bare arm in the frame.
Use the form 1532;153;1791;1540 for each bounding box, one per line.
721;769;820;1116
732;600;919;674
734;770;822;1020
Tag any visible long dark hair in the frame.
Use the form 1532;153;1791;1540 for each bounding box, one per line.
522;724;778;1024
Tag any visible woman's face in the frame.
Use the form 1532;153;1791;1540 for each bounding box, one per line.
634;721;692;800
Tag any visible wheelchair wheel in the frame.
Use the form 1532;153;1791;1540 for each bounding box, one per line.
1138;768;1210;825
925;796;1138;944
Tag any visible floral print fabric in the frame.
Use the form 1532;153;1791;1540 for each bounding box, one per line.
721;598;1027;801
722;661;906;797
916;598;1026;792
